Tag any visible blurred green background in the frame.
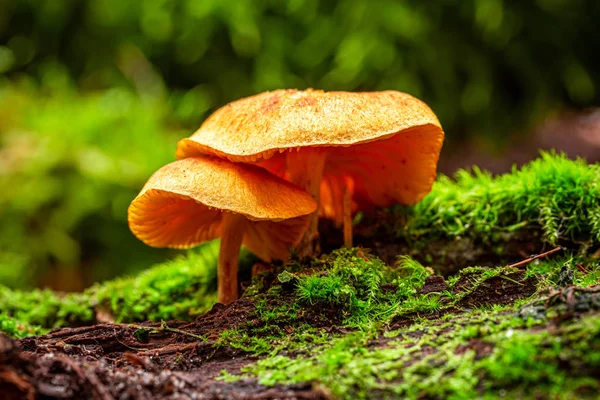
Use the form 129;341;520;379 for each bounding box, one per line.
0;0;599;290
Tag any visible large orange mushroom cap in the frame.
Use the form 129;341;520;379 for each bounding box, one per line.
176;89;444;223
128;157;317;261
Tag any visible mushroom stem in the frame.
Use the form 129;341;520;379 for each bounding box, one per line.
218;212;247;305
287;148;327;257
343;186;353;248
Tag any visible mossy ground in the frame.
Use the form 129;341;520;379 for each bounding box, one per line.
1;153;600;399
221;249;600;399
0;241;221;330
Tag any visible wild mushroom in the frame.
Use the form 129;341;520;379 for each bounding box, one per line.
176;89;444;255
128;156;317;304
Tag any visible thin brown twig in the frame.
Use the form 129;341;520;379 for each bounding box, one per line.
127;321;206;343
507;246;563;269
575;263;589;274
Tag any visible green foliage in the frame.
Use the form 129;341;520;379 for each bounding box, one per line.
0;242;219;331
0;80;184;288
402;152;600;246
1;0;598;137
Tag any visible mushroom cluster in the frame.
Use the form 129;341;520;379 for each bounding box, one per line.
129;89;444;304
176;89;444;254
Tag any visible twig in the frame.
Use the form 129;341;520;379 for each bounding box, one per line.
159;320;207;342
498;274;525;286
507;246;562;269
575;263;589;274
128;321;206;342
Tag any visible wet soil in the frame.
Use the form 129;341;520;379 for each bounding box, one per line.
319;212;552;276
1;299;329;400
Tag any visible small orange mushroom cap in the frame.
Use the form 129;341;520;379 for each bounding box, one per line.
128;157;317;261
176;89;444;223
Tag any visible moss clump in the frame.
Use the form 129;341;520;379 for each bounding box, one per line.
0;287;93;329
215;250;432;358
351;153;600;272
89;243;218;322
218;249;545;360
0;314;47;338
295;250;429;325
0;242;219;333
404;152;600;246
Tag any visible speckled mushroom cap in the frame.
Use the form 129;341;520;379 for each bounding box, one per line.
176;89;444;222
128;157;317;261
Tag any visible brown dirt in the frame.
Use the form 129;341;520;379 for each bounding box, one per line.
420;275;449;294
453;270;538;309
0;299;330;400
320;212;549;276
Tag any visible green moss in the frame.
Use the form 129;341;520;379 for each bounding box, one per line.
294;250;429;325
0;314;47;338
0;286;92;329
90;242;219;322
369;153;600;274
217;247;600;398
0;242;220;333
404;152;600;246
237;305;600;399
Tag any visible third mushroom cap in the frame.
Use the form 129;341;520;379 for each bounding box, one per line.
176;89;444;255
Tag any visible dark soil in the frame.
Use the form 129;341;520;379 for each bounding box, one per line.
453;270;537;308
1;300;329;400
320;213;550;275
420;275;449;294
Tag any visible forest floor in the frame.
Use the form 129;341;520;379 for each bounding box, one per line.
1;153;600;399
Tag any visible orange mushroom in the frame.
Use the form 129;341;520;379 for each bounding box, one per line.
128;156;317;304
176;89;444;255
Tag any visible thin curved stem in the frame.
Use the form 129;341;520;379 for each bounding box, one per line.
218;213;247;304
343;186;353;248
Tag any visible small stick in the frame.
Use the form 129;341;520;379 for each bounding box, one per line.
159;320;207;342
575;263;589;274
128;321;206;342
507;246;562;269
343;186;352;248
